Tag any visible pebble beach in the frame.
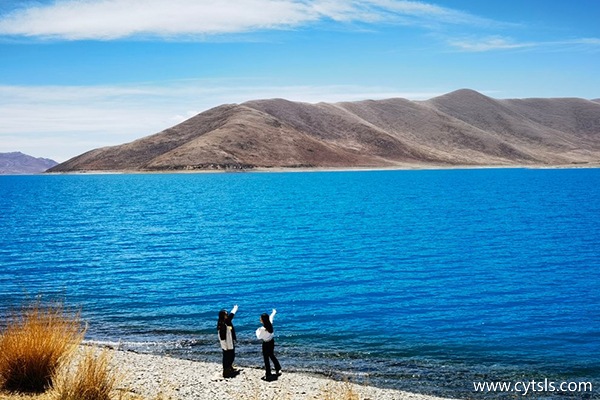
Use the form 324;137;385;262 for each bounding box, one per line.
103;347;457;400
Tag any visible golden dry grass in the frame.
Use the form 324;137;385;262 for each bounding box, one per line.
0;300;366;400
0;347;159;400
320;380;361;400
0;393;51;400
52;348;121;400
1;373;365;400
0;302;86;393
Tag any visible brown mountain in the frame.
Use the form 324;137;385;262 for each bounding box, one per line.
48;89;600;172
0;152;58;175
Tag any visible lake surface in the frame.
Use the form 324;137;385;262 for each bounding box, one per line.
1;169;599;398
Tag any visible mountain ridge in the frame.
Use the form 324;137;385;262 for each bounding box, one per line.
0;152;58;175
48;89;600;172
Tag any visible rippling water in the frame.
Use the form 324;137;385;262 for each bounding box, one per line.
1;169;599;398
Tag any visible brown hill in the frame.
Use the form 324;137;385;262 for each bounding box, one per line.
48;89;600;172
1;152;58;175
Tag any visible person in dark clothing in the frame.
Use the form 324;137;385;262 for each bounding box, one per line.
255;309;281;381
217;304;238;378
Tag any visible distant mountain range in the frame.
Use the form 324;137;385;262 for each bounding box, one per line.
48;89;600;172
0;152;58;175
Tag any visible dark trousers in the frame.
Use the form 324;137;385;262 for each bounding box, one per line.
222;349;235;376
262;340;281;377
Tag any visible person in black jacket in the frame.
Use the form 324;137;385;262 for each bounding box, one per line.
217;304;238;378
256;309;281;381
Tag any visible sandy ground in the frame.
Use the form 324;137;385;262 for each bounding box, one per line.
102;347;457;400
0;345;460;400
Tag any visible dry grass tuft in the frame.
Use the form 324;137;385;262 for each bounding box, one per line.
320;380;361;400
0;302;86;393
52;348;121;400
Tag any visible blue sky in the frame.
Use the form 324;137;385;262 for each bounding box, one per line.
1;0;599;162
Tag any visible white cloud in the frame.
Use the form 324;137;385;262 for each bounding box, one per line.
448;36;534;52
550;38;600;52
360;0;498;26
0;0;497;40
0;80;443;161
575;38;600;45
448;35;600;52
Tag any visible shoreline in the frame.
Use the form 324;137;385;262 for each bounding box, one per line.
92;345;458;400
43;162;600;175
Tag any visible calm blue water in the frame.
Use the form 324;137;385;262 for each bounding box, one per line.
1;169;599;398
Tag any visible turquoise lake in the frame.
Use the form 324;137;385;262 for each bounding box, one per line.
1;169;599;398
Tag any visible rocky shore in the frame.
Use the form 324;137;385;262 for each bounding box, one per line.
102;347;457;400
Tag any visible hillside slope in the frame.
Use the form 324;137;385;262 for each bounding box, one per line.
48;89;600;172
1;152;58;174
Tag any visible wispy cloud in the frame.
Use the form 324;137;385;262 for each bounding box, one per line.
0;80;443;161
0;0;499;40
449;35;600;52
356;0;501;27
553;38;600;52
448;36;534;52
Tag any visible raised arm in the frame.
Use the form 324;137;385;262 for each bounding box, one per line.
269;308;276;323
230;304;238;319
